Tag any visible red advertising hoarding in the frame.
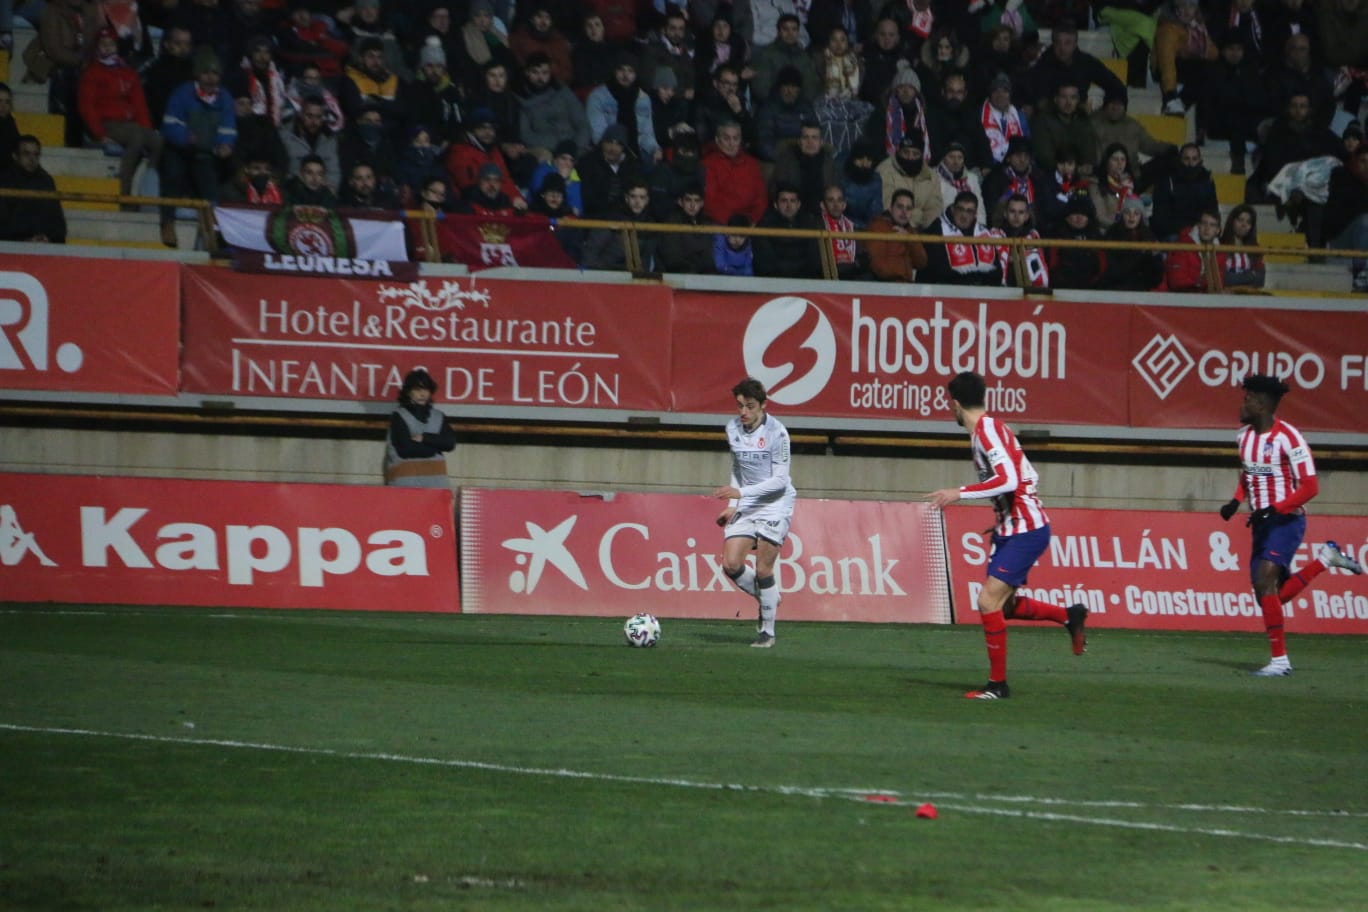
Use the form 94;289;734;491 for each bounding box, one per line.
459;488;950;623
943;507;1368;634
0;474;458;612
1128;304;1368;431
180;267;674;409
670;291;1132;425
0;255;179;394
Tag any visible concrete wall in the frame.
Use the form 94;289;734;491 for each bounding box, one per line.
5;427;1365;515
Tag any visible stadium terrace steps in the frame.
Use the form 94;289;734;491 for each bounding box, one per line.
64;209;198;248
43;146;121;179
1265;261;1353;292
10;79;48;115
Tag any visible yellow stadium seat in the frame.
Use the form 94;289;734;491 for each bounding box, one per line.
54;175;121;211
0;49;10;83
1213;173;1245;205
67;238;170;250
1101;57;1128;84
1135;113;1187;148
15;111;65;149
1261;231;1309;264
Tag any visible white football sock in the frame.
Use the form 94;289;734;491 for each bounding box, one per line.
758;580;778;636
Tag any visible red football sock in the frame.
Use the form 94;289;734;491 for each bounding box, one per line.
1011;596;1069;624
981;610;1008;681
1279;559;1325;603
1259;593;1287;658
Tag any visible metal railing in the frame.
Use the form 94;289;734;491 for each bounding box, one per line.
561;217;1368;292
3;187;1365;293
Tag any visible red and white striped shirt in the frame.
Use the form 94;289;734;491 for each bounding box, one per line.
961;415;1050;536
1238;419;1316;513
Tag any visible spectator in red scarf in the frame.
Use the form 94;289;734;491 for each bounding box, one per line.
79;26;162;202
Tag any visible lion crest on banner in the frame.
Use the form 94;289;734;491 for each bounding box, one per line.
265;205;357;257
478;222;517;266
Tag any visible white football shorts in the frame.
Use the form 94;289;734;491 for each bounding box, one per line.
724;509;792;546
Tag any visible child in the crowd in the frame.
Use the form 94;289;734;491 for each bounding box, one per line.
714;213;754;276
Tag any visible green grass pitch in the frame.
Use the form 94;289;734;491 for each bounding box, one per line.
2;605;1365;911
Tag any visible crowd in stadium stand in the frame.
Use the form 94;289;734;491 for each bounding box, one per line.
2;0;1366;289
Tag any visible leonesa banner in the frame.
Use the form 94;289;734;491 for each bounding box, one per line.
180;268;674;408
670;292;1132;425
0;255;179;394
0;474;458;611
459;488;951;623
942;507;1368;635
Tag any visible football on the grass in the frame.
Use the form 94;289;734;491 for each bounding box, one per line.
623;613;661;647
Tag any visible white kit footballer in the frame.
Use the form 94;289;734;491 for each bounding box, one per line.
724;411;797;539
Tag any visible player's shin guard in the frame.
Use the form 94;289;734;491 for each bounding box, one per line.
725;564;758;597
1279;559;1325;603
980;610;1008;682
757;575;778;636
1008;595;1069;624
1259;593;1287;658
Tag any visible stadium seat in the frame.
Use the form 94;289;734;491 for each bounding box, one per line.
54;175;121;211
1213;173;1245;205
15;111;65;149
1134;113;1186;148
1261;231;1310;264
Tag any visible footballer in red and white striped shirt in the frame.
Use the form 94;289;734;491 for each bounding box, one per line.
1219;375;1363;678
928;371;1089;701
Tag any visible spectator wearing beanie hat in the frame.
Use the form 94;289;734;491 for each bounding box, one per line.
79;26;163;201
867;61;929;159
159;46;236;245
452;0;515;94
409;40;466;148
530;138;585;214
649;66;694;156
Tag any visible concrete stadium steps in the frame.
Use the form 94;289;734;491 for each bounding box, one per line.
9;25;36;84
1265;261;1354;293
64;209;198;248
11;80;48;115
44;146;121;179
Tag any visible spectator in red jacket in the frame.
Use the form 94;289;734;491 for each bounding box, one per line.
701;121;767;225
79;27;162;201
1165;209;1223;292
444;108;527;209
277;3;350;80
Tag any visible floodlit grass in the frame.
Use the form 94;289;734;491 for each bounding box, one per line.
1;605;1365;911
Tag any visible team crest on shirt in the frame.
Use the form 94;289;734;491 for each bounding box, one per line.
755;436;766;448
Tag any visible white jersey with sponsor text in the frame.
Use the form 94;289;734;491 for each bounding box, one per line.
1238;419;1315;513
726;412;797;518
962;414;1049;537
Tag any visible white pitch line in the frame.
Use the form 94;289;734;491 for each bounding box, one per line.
3;723;1365;851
